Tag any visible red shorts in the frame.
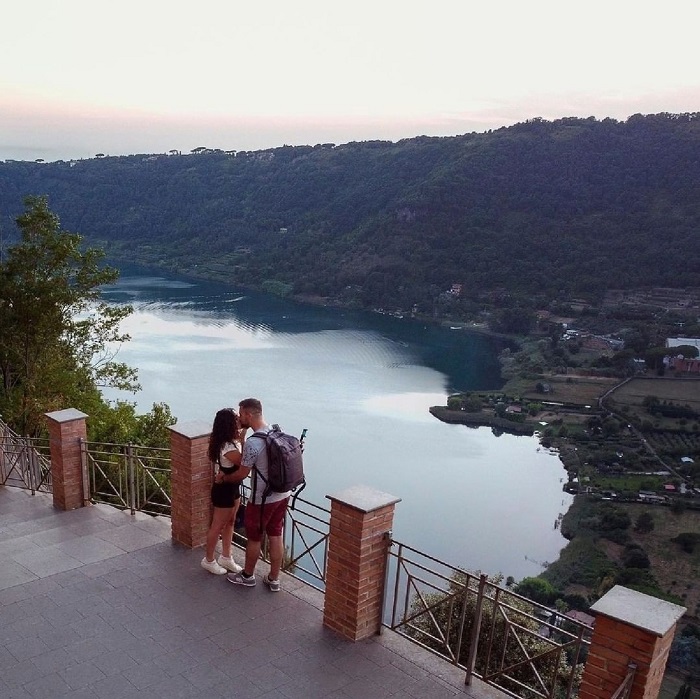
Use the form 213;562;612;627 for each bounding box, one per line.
244;498;289;542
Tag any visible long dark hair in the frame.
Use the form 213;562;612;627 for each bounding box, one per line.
208;408;240;463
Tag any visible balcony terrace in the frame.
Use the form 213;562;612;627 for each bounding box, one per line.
0;409;688;699
0;485;503;699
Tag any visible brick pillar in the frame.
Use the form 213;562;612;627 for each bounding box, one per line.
170;421;212;548
45;408;88;511
323;485;401;641
580;586;686;699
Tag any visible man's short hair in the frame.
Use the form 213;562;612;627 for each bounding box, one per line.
239;398;263;414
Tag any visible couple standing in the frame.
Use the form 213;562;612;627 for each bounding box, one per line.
201;397;287;592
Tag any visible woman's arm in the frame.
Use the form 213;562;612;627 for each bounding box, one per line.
222;448;242;468
214;446;241;483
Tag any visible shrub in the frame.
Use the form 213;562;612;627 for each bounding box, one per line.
672;532;700;554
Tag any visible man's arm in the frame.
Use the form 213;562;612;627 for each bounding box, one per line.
221;465;251;483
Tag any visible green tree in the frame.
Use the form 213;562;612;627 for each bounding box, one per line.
515;577;559;605
634;512;655;533
0;196;139;435
621;544;650;569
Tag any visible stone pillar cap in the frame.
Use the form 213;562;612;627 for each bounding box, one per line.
45;408;88;423
169;420;210;440
591;585;686;636
327;484;401;513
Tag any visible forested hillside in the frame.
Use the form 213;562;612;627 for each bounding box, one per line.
1;113;699;311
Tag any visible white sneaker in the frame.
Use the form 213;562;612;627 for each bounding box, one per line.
217;556;242;573
201;557;227;575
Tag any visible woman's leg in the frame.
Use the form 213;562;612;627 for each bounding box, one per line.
220;498;240;559
206;506;233;561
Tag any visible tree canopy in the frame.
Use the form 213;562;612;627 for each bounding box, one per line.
1;113;699;313
0;197;140;435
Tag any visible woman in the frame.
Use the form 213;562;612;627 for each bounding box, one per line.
201;408;245;574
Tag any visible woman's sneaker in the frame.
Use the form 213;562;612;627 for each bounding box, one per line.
217;556;243;574
263;574;281;592
201;557;227;575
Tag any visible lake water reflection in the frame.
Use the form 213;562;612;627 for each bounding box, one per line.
101;270;573;580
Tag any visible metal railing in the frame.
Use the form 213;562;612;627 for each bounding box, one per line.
244;484;330;591
0;419;52;493
611;663;637;699
80;440;171;516
383;540;592;699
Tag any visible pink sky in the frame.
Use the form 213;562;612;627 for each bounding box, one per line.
2;1;699;161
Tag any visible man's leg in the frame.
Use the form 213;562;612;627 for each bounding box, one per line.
242;502;262;576
267;535;283;580
265;499;289;581
244;538;262;576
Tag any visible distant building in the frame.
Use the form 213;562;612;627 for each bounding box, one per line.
668;356;700;373
666;337;700;350
566;610;595;627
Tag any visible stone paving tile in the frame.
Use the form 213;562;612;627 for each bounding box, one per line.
0;561;38;591
58;659;108;690
53;534;127;564
22;671;73;699
95;523;168;552
11;546;83;578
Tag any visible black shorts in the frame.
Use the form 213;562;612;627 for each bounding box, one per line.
210;482;240;509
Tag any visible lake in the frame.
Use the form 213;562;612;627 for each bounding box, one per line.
101;269;573;580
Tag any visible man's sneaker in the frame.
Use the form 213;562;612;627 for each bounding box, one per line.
263;574;281;592
227;571;256;587
217;556;242;574
201;557;227;575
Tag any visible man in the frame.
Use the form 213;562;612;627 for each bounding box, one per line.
225;397;289;592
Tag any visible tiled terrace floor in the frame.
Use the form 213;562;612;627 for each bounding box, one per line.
0;486;506;699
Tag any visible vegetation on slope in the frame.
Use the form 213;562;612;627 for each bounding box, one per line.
1;113;699;314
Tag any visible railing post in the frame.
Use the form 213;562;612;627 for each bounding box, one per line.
323;485;401;641
127;443;136;515
79;438;90;506
44;409;88;511
169;420;212;548
377;530;393;635
465;573;488;685
28;446;37;495
579;586;686;699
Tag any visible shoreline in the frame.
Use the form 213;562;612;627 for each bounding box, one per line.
429;406;536;436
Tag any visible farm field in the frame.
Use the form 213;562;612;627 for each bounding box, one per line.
616;503;700;619
609;377;700;465
521;375;618;406
611;377;700;410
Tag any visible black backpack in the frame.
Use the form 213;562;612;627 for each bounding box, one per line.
251;425;306;511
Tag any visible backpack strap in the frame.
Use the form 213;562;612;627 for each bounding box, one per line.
249;431;271;526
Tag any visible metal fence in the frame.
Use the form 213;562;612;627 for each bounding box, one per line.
244;484;330;591
0;420;52;493
80;440;172;516
383;539;592;699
